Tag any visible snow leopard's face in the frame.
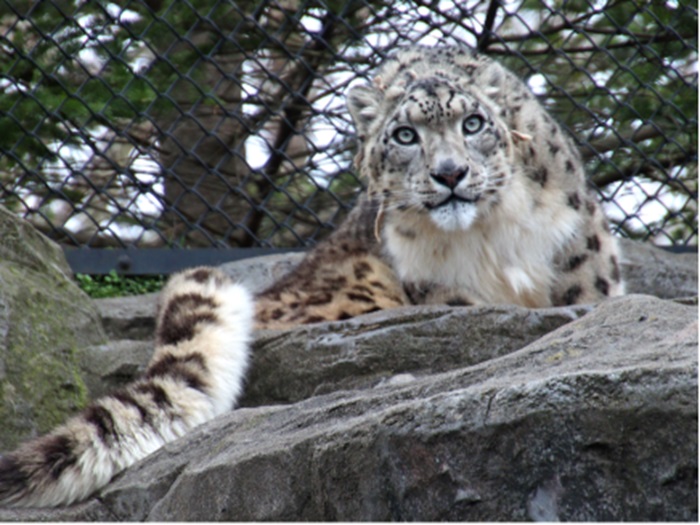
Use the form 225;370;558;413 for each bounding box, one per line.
349;76;514;231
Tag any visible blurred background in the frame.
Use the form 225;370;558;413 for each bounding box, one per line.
0;0;696;274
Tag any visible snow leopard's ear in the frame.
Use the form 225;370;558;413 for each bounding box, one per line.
347;83;383;138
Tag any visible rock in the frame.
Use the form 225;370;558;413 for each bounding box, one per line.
0;501;113;522
83;302;593;410
84;239;696;397
80;340;152;399
1;294;695;521
620;238;697;298
0;205;73;279
95;294;158;341
0;207;106;452
242;303;592;406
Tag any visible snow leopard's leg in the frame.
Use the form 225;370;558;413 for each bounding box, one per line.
0;267;253;507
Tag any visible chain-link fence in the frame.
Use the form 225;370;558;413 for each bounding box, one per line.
0;1;697;271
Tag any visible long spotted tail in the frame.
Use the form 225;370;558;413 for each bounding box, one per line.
0;267;253;507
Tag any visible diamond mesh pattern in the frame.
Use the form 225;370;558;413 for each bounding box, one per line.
0;0;696;250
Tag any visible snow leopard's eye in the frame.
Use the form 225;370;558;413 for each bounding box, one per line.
462;115;485;135
392;126;418;145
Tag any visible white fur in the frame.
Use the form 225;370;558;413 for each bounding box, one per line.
196;281;254;414
384;176;582;306
155;276;254;416
428;201;479;231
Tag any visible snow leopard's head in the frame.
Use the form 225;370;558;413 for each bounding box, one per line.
348;47;517;232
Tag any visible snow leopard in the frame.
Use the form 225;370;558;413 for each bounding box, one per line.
255;45;623;326
0;44;623;507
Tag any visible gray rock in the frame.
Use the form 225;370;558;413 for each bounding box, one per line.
0;205;74;279
0;207;106;451
620;238;697;298
83;302;593;410
95;293;158;341
2;294;694;521
80;339;152;399
0;501;113;522
242;303;592;406
84;239;696;405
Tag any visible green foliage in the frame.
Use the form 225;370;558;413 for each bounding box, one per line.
75;271;165;298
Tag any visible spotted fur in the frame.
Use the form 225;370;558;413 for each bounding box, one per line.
0;267;253;507
256;45;623;320
255;198;408;328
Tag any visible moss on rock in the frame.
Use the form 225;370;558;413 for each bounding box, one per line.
0;208;106;451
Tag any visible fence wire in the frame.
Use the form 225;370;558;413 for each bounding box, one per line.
0;0;697;254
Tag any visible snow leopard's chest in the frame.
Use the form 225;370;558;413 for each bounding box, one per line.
382;190;583;307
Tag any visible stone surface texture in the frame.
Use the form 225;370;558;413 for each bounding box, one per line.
0;294;695;521
0;207;105;451
619;238;698;299
0;213;696;521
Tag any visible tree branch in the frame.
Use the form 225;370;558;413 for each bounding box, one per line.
590;150;698;193
581;124;664;159
240;11;340;246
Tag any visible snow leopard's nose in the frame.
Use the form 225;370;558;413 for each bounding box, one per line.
430;162;468;189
